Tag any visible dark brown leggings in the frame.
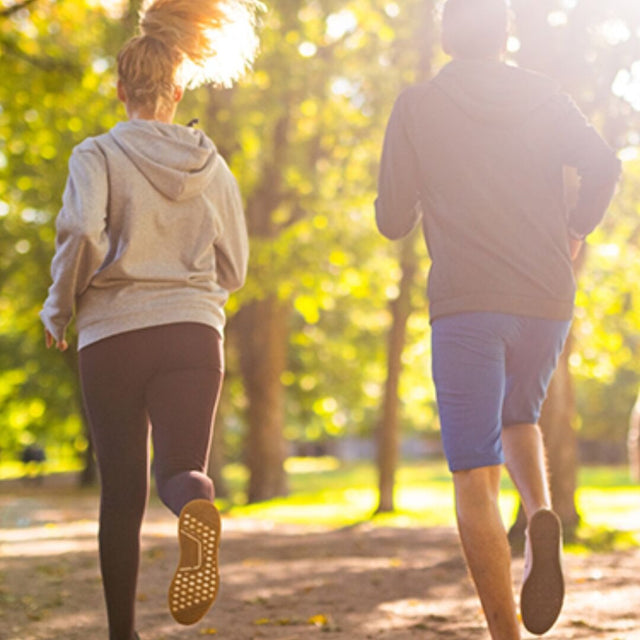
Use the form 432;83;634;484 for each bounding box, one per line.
79;323;224;640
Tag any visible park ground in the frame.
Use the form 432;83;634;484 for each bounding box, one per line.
1;464;639;640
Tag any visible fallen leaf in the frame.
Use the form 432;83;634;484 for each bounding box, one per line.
308;614;329;627
243;558;266;567
276;618;293;625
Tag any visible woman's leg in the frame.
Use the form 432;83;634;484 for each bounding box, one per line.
145;324;224;515
80;335;152;640
142;324;224;625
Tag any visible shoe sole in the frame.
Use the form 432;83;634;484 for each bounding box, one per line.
168;499;221;625
520;509;564;635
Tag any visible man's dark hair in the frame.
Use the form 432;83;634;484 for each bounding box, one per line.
441;0;509;59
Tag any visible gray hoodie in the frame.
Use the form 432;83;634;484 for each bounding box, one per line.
41;119;248;349
376;60;620;322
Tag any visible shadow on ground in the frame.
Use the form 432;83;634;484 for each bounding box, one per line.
1;479;639;640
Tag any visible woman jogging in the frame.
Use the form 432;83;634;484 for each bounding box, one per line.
40;1;260;638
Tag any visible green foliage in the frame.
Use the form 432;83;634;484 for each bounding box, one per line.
1;0;639;467
0;0;128;460
181;0;439;448
215;459;639;547
572;158;640;444
508;0;640;451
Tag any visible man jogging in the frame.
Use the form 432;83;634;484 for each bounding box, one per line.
375;0;620;637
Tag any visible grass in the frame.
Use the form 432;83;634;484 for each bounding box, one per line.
2;454;638;549
0;458;83;481
220;458;459;528
219;458;640;550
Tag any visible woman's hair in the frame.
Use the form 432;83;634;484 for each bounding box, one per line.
441;0;509;60
117;0;261;116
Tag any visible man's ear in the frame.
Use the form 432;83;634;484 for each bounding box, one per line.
117;80;127;103
173;85;184;103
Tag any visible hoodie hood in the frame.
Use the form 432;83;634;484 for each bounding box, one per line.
110;120;218;201
432;59;559;126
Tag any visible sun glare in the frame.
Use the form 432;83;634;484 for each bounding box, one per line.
600;18;632;46
618;146;638;162
595;244;621;260
326;10;358;42
612;62;640;112
178;1;263;88
92;0;128;19
547;11;568;28
506;36;521;53
298;41;318;58
384;3;400;19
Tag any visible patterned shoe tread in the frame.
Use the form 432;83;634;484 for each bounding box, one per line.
168;499;221;625
520;509;564;635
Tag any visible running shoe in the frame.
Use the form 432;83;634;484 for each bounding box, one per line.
520;508;564;635
168;499;221;625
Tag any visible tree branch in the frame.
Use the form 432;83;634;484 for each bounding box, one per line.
0;37;79;73
0;0;37;19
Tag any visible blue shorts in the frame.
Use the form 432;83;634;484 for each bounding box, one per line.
431;312;571;472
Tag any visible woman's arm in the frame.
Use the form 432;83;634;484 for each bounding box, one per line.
212;157;249;293
40;144;109;346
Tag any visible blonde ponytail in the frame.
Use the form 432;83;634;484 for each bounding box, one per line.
140;0;225;66
118;0;262;115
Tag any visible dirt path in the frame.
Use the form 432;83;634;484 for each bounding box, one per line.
1;482;639;640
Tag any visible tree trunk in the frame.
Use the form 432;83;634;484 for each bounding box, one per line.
236;296;289;502
208;409;229;499
539;333;580;531
374;0;433;516
376;235;418;513
628;392;640;482
78;425;97;487
60;346;97;487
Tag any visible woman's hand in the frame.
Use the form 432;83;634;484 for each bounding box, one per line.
45;330;69;352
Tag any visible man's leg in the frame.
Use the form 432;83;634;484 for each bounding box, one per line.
502;423;564;635
501;315;570;636
501;316;570;519
502;422;550;518
432;313;522;638
453;465;521;640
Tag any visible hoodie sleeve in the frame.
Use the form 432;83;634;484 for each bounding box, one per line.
375;91;422;240
40;145;109;342
212;158;248;293
551;93;621;238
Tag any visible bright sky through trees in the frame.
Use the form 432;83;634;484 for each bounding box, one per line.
1;0;639;480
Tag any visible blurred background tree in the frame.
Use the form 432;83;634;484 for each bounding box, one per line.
509;0;640;532
0;0;638;511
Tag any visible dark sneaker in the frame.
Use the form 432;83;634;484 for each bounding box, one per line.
168;499;221;625
520;508;564;635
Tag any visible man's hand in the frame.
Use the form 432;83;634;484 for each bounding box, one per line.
569;237;583;261
45;329;69;352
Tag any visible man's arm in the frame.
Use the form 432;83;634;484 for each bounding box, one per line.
554;93;621;240
375;92;422;240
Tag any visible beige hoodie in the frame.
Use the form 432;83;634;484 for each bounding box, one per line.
41;119;248;349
